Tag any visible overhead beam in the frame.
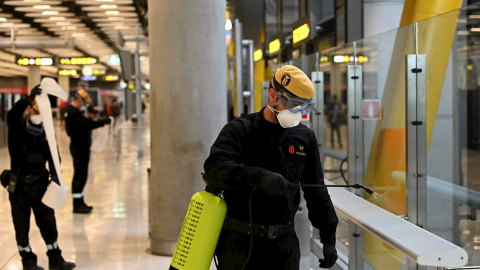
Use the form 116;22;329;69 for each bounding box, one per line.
133;0;148;36
61;1;118;52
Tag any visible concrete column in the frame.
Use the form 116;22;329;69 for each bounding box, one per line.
28;66;41;93
148;0;227;256
57;76;70;97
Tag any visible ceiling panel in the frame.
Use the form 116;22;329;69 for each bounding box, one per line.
3;1;63;6
75;1;133;5
0;0;148;80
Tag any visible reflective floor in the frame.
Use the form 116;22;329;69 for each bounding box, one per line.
0;116;183;270
0;115;333;270
3;113;476;269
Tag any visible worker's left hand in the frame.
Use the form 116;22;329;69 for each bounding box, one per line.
28;84;42;102
319;243;337;269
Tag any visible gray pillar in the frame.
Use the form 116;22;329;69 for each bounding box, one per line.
58;76;70;96
148;0;227;256
28;66;41;92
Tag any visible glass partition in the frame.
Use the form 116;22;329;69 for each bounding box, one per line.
261;5;480;266
357;23;413;269
417;3;480;266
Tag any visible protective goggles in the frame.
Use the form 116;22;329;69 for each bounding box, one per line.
271;81;316;115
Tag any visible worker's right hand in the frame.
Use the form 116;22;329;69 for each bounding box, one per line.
28;84;42;102
260;171;290;199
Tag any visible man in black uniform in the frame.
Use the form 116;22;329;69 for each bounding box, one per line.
65;89;110;214
204;65;339;269
327;95;343;148
6;85;76;270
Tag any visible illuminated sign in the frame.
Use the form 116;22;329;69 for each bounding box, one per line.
108;55;121;65
58;69;78;76
333;55;369;64
269;39;280;54
291;13;316;47
16;57;53;66
0;87;28;94
225;30;232;45
254;49;263;62
357;55;369;63
81;76;97;81
59;57;98;65
293;23;310;44
104;74;119;81
93;69;106;76
320;56;329;63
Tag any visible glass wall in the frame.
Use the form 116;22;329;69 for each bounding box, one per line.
261;2;480;268
281;0;299;37
265;0;278;43
263;2;480;268
308;0;334;22
417;3;480;266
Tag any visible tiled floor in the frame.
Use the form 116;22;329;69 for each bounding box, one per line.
0;115;330;270
6;114;476;269
0;116;182;270
0;113;341;270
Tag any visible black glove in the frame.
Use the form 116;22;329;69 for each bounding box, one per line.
259;171;290;199
28;84;42;102
101;118;111;125
319;244;338;269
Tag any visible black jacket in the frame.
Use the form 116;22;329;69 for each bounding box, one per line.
65;104;104;149
204;107;338;245
7;98;54;177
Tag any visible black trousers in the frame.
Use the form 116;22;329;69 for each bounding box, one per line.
215;229;300;270
70;145;90;194
330;122;342;145
9;177;58;248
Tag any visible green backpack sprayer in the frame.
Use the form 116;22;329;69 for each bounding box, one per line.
169;174;373;270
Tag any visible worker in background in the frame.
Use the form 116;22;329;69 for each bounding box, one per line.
327;95;343;148
204;65;339;269
64;90;110;214
5;85;76;270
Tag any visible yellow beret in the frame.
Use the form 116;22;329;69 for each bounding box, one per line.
274;65;314;100
77;89;92;104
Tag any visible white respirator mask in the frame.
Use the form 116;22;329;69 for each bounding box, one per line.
268;105;302;128
29;114;43;125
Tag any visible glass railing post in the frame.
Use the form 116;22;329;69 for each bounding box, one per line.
311;54;325;160
405;52;427;270
347;41;365;270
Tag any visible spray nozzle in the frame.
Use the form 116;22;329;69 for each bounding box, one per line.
351;184;374;194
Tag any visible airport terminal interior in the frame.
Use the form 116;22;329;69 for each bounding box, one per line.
1;0;480;269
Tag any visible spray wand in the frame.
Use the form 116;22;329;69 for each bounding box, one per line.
288;183;375;195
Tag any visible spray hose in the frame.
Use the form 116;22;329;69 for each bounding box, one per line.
288;183;374;195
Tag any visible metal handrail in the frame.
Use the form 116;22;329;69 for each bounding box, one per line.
442;267;480;270
325;179;468;268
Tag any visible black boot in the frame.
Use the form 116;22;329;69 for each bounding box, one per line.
20;251;44;270
73;198;92;214
47;250;76;270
